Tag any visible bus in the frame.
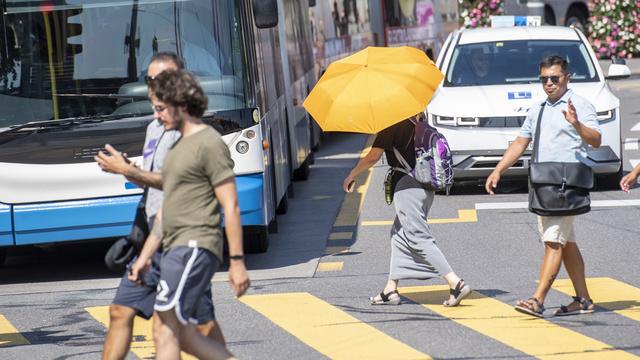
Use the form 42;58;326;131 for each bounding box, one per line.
502;0;589;31
378;0;459;60
0;0;317;264
308;0;378;79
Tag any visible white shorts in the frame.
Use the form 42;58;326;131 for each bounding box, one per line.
537;216;575;246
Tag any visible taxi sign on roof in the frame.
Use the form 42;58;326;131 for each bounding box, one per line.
491;15;541;28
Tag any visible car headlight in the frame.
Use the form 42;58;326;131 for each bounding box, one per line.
433;115;479;126
596;109;616;123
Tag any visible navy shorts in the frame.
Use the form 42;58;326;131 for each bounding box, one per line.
154;245;219;325
112;251;215;323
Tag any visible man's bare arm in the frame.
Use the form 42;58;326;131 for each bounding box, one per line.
124;167;163;190
95;144;164;189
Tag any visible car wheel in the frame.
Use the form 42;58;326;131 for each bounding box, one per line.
596;167;623;191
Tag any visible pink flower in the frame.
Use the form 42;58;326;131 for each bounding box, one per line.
609;40;618;48
470;18;478;28
593;39;602;47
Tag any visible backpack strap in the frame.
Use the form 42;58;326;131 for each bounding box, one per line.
392;147;412;174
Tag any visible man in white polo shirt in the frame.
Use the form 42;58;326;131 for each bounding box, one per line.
485;55;601;318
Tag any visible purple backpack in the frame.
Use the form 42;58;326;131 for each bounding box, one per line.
393;119;454;192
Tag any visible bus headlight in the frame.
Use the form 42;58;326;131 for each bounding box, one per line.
597;109;615;123
236;141;249;154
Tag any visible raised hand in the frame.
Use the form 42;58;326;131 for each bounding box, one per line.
562;99;578;125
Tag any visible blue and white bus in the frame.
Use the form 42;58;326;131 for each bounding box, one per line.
0;0;317;264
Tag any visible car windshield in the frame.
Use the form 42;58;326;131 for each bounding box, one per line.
0;0;248;127
444;40;599;87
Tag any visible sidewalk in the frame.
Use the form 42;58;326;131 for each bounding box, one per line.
598;57;640;76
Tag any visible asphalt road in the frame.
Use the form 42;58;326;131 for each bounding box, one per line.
0;76;639;359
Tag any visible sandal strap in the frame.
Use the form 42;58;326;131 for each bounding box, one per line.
449;280;465;297
379;290;399;302
528;297;545;312
572;296;593;310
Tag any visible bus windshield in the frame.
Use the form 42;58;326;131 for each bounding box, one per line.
0;0;248;127
445;40;599;87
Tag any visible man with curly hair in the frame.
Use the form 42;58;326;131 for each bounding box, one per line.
129;69;250;359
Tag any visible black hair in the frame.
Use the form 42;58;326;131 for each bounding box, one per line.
149;69;208;118
539;55;568;74
149;52;185;70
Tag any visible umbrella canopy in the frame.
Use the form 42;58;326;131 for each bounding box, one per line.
303;46;444;134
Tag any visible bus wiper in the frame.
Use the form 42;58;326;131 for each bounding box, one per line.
0;113;143;135
55;93;149;99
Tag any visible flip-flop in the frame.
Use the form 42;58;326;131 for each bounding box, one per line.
514;297;545;318
554;296;594;316
443;279;471;307
370;290;401;305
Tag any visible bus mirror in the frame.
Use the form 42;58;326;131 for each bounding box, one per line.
309;0;317;7
253;0;278;29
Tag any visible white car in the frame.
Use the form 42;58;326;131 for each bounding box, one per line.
428;24;631;185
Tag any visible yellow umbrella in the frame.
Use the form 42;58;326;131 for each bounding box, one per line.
303;46;444;134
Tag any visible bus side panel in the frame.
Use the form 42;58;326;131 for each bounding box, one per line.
12;196;139;245
0;204;13;246
236;174;265;226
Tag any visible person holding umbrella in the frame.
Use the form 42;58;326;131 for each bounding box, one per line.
304;46;471;306
342;113;470;306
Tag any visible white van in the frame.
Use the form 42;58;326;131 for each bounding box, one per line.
427;23;631;186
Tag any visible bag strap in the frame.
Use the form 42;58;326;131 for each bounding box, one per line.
532;102;546;164
392;147;412;173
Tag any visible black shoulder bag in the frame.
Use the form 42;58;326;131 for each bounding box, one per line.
528;102;593;216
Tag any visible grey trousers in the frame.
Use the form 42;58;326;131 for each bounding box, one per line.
389;175;453;280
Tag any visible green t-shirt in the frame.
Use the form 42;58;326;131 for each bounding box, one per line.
161;126;235;261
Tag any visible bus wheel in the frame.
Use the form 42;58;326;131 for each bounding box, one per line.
293;157;310;181
276;192;288;214
244;227;269;254
0;248;6;267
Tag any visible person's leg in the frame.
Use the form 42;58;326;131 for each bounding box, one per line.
102;304;136;360
197;319;225;344
153;310;183;360
178;320;235;360
531;242;563;304
559;241;594;313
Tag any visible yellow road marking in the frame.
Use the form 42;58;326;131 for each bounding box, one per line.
86;306;196;360
329;232;353;240
241;292;431;359
362;209;478;226
0;314;29;347
317;262;344;272
553;278;640;322
323;246;350;255
334;136;375;227
400;286;637;359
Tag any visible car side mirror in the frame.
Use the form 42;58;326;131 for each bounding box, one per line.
606;57;631;80
253;0;278;29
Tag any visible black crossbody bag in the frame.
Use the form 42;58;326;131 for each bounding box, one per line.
528;103;593;216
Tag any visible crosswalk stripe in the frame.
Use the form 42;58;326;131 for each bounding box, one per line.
362;209;478;226
400;285;637;359
553;277;640;322
86;306;196;360
317;262;344;271
334;136;375;227
240;292;432;360
0;314;29;347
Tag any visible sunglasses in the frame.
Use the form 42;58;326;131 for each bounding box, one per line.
152;104;167;113
539;75;564;84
